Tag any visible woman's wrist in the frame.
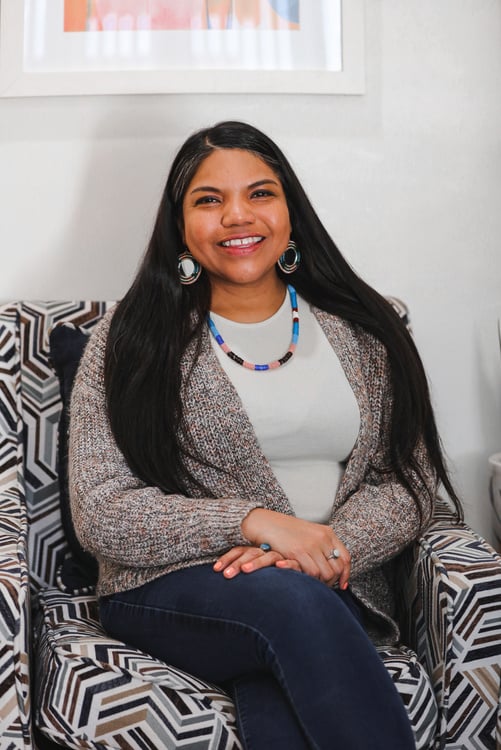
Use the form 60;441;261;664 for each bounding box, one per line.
241;507;276;545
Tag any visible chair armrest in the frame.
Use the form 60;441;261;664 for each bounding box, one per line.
398;511;501;748
0;484;32;747
0;302;32;747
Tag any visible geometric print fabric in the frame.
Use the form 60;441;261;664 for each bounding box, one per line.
19;302;114;594
376;645;438;749
398;507;501;749
0;304;31;750
35;589;243;750
35;589;437;750
0;300;500;749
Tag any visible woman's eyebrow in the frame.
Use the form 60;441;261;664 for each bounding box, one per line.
248;179;280;189
189;178;279;195
190;185;222;195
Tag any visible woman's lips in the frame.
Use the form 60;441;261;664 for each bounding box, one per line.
219;235;264;255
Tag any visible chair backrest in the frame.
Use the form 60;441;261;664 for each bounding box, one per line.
1;302;113;591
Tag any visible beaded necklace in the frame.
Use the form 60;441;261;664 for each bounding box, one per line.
207;285;299;371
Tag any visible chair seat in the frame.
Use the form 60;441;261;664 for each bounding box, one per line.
35;587;437;750
35;588;242;750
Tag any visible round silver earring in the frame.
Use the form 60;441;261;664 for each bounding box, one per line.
178;251;202;285
277;240;301;274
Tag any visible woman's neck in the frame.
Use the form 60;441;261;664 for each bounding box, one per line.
210;278;288;323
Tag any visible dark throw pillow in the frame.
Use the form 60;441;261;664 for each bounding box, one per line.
49;323;98;591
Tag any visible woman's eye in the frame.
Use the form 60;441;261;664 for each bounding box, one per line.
195;195;219;205
251;189;274;199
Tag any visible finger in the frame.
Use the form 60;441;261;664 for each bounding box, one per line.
291;551;325;580
325;561;343;587
338;552;351;590
286;551;338;583
213;546;249;572
221;547;276;578
326;553;351;589
324;538;351;586
275;559;301;571
313;552;341;584
241;551;283;573
293;545;340;583
278;553;341;587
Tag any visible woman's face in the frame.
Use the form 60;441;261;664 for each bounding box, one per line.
182;148;291;297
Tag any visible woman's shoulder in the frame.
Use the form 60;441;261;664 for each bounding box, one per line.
87;304;118;349
311;304;378;345
311;304;389;371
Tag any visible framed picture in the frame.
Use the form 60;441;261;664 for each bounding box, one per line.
0;0;365;96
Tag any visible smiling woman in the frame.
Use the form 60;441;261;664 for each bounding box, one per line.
68;120;461;749
181;149;291;319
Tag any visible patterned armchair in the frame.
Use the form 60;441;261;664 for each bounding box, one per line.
0;300;500;750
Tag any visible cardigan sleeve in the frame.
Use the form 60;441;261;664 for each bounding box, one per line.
331;329;436;578
68;311;262;569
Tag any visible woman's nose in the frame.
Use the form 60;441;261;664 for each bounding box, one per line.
221;197;254;226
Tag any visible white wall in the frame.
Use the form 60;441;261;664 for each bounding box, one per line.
1;1;500;544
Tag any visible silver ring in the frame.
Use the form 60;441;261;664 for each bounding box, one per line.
327;548;341;560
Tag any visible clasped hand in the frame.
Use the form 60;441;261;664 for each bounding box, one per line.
213;508;350;589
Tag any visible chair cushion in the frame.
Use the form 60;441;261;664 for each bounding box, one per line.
35;587;437;750
49;323;98;590
35;587;243;750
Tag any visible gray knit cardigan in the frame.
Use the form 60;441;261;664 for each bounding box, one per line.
69;305;436;645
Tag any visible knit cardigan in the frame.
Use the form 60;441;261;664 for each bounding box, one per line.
69;305;436;646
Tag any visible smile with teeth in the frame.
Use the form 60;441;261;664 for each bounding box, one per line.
220;236;264;248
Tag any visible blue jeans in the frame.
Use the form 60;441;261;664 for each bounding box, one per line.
99;565;414;750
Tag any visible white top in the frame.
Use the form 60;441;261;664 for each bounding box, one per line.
209;291;360;523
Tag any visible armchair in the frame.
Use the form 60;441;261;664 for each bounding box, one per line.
0;300;500;750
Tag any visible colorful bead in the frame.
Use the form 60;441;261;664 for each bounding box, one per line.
207;285;299;372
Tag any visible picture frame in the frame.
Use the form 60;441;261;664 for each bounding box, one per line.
0;0;365;96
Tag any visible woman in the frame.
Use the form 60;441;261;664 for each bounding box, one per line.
69;121;461;749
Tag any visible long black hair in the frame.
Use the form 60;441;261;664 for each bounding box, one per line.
104;120;461;521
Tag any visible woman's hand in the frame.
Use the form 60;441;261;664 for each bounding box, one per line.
240;508;351;589
213;545;301;578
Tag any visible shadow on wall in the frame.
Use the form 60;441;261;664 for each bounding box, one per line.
35;116;172;302
0;100;199;303
485;318;501;551
474;312;501;548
